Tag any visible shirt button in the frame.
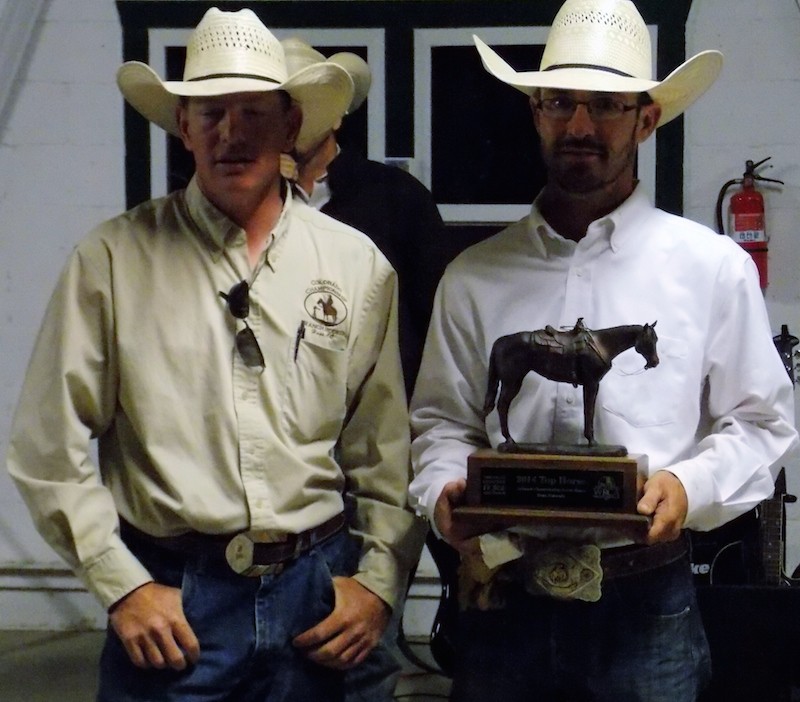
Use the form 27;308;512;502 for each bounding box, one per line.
566;395;574;405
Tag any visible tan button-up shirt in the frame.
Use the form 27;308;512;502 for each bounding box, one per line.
8;178;420;610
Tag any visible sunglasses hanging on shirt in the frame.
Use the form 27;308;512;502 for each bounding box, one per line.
219;280;265;371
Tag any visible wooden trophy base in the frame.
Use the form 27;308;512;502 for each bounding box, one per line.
453;448;650;542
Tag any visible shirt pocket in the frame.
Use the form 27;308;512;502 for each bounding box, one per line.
281;329;348;442
600;335;689;428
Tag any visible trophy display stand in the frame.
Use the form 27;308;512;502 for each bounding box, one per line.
453;448;650;542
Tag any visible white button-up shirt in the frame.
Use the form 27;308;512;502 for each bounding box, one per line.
410;185;797;542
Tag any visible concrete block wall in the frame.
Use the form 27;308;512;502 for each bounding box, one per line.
1;0;799;631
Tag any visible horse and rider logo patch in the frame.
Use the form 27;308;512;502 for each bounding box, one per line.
304;280;348;327
301;279;349;352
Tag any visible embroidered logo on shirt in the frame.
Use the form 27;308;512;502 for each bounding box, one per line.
300;280;349;352
304;280;348;327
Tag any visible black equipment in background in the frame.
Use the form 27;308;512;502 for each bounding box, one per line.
695;323;800;701
774;324;799;385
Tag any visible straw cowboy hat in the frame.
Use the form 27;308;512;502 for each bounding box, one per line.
282;38;372;116
116;8;354;148
281;37;372;152
474;0;723;127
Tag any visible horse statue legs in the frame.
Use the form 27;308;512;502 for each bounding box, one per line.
496;379;524;448
582;380;600;446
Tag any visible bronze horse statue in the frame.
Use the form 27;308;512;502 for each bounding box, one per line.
482;320;659;447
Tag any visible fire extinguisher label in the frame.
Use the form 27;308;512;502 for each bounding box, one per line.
731;212;766;244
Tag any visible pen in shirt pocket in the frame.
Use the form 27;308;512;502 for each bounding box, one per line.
294;321;306;361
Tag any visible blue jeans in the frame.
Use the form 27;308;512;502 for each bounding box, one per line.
343;597;403;702
97;529;359;702
451;555;711;702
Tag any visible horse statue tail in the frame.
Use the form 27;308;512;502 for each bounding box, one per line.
482;342;500;419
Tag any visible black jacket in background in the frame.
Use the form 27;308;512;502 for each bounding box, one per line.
322;149;449;398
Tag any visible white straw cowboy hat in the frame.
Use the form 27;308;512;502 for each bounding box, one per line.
281;37;372;151
474;0;723;127
116;8;354;148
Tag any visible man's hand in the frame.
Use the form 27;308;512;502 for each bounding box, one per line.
434;479;484;554
292;576;389;670
109;582;200;671
637;469;688;544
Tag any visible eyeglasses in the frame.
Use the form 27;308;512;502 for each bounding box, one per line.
532;95;639;122
219;280;265;371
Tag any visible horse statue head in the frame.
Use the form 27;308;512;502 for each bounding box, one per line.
635;322;659;370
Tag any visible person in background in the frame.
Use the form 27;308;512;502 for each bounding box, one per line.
280;37;441;700
409;0;797;700
7;8;421;701
281;37;449;399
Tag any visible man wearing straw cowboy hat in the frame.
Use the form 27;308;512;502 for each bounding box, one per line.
410;0;796;700
280;36;443;701
7;8;420;701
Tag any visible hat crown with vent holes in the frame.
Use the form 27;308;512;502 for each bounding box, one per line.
183;9;288;84
541;0;652;79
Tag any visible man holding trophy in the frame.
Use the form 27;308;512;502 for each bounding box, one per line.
409;0;797;700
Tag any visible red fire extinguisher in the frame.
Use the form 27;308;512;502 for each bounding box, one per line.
715;157;784;289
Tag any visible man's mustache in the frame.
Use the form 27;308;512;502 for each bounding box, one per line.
217;150;254;163
555;138;607;155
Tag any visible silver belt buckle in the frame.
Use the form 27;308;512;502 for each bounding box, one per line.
225;531;288;577
522;540;603;602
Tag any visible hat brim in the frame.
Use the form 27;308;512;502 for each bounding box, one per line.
474;36;722;127
117;60;354;145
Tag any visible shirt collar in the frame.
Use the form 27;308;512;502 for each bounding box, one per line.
184;175;293;267
602;183;652;253
526;200;551;258
528;182;652;256
185;176;242;255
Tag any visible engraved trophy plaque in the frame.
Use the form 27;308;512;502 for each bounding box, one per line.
453;319;659;542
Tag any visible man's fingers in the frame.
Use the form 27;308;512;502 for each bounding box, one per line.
302;632;371;670
294;622;361;670
292;615;340;650
293;629;335;653
110;582;199;671
142;636;170;669
637;470;688;544
173;620;201;665
122;639;148;669
293;577;388;670
302;633;355;669
434;479;468;546
154;628;192;671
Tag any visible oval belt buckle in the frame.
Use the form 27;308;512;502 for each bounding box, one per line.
225;533;284;577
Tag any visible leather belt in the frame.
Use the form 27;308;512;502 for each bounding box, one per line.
600;535;688;580
120;512;347;577
225;513;347;576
